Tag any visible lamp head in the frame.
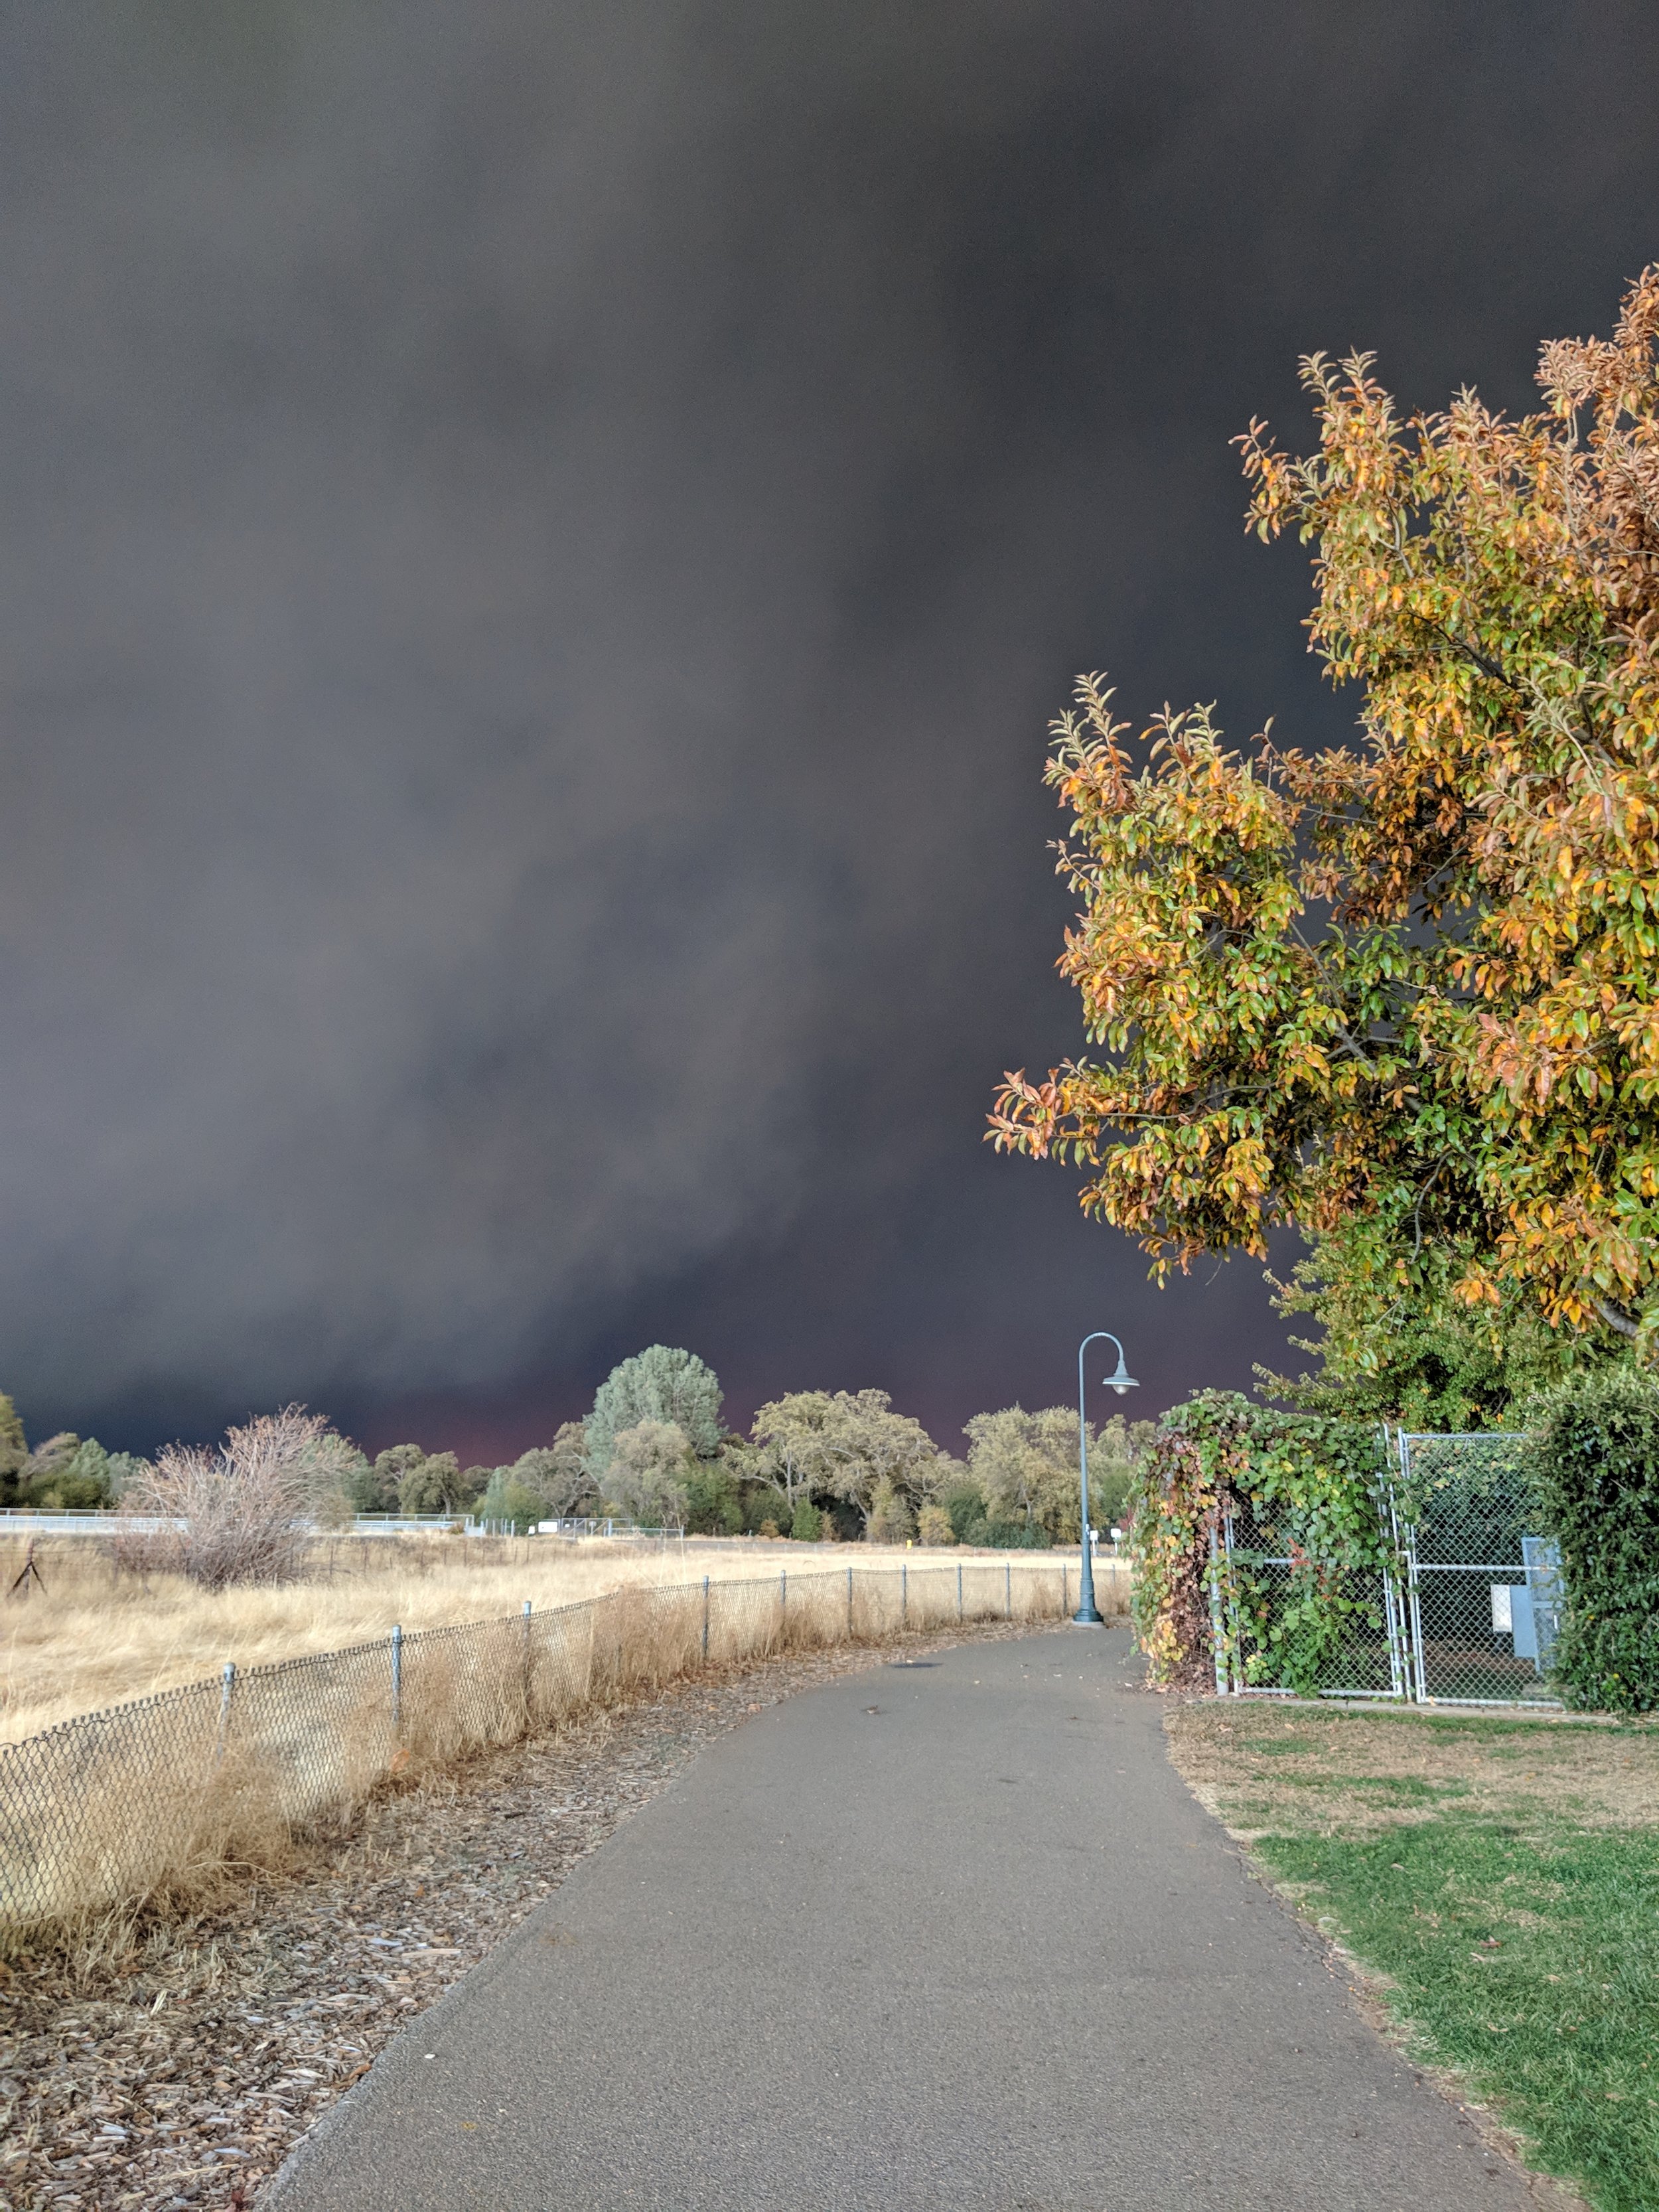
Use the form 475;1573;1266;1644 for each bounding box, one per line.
1104;1349;1139;1397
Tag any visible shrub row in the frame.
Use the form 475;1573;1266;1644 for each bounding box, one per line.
1528;1366;1659;1714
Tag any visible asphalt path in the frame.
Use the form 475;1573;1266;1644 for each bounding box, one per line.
269;1628;1538;2211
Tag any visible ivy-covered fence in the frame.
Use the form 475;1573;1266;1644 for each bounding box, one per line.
1130;1376;1659;1711
1128;1393;1398;1698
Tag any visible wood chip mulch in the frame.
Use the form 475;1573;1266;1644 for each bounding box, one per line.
1;1619;1037;2210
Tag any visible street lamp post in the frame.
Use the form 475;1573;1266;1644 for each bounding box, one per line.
1074;1330;1138;1626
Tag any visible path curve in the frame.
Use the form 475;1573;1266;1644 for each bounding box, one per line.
268;1627;1536;2211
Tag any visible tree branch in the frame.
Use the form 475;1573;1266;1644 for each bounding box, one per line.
1331;1023;1380;1067
1593;1295;1641;1340
1430;621;1525;696
1410;1161;1447;1260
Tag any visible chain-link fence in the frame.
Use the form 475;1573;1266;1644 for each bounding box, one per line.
1396;1432;1563;1706
1209;1430;1563;1709
0;1558;1095;1939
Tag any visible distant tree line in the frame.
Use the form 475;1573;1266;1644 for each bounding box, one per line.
1;1346;1153;1560
334;1346;1153;1546
0;1394;147;1510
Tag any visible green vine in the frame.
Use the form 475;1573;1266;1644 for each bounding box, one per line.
1129;1391;1391;1694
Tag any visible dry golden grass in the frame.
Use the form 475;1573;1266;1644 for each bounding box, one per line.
0;1532;1128;1742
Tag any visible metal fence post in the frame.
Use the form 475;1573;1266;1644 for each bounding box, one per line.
1005;1562;1011;1619
1378;1432;1410;1702
702;1575;710;1659
215;1660;236;1765
390;1625;402;1732
1206;1524;1228;1694
523;1599;533;1712
957;1562;964;1621
847;1564;853;1639
901;1561;907;1626
1400;1429;1428;1704
1062;1562;1069;1616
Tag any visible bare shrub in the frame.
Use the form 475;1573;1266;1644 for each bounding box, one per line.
114;1406;355;1590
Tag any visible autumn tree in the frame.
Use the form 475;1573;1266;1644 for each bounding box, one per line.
993;271;1659;1405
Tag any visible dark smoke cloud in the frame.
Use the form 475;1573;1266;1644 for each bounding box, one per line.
1;3;1657;1453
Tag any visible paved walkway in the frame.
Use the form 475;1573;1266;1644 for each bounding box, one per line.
269;1628;1536;2211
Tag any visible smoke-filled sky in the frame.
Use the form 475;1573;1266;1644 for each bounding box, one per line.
2;2;1658;1459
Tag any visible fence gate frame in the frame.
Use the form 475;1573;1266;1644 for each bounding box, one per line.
1393;1429;1563;1710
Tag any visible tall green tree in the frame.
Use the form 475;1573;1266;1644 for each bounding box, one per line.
587;1347;722;1476
19;1434;118;1509
993;271;1659;1405
510;1426;595;1517
397;1450;470;1515
366;1444;426;1511
750;1388;945;1533
749;1391;839;1511
963;1406;1153;1540
1256;1243;1601;1429
816;1390;944;1534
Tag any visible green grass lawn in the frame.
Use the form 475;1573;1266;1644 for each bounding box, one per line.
1168;1705;1659;2211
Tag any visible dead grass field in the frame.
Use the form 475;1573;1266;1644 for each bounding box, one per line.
0;1534;1127;1742
1169;1700;1659;1837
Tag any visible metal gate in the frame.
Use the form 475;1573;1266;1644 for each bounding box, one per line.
1209;1430;1561;1707
1210;1481;1411;1702
1395;1432;1563;1707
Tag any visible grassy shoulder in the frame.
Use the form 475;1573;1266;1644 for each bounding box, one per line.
1167;1703;1659;2212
